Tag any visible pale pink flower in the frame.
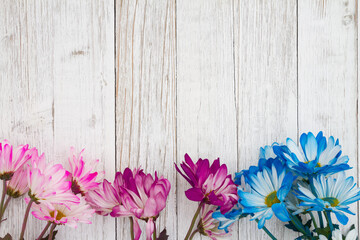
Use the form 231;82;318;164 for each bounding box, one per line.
7;148;45;198
111;168;171;240
198;205;232;240
85;179;120;216
31;194;95;228
27;155;79;208
7;167;29;198
67;147;102;196
0;140;34;180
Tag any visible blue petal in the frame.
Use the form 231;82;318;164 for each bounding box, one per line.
257;209;273;229
333;210;349;225
272;203;290;222
304;132;317;161
277;173;294;201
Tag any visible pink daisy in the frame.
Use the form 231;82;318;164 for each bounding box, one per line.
67;147;102;196
0;140;34;180
31;194;95;228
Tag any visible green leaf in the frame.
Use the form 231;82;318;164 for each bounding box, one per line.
314;225;332;238
285;221;300;233
349;224;356;231
0;233;12;240
41;230;58;240
157;229;168;240
285;215;312;234
304;219;312;229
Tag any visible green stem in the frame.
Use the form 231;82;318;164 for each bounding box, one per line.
36;222;51;240
48;223;56;240
309;212;318;229
184;202;204;240
0;180;7;214
152;221;157;240
189;229;199;240
289;215;308;237
255;220;277;240
317;211;324;228
0;196;11;225
129;217;134;240
19;199;34;240
325;211;334;237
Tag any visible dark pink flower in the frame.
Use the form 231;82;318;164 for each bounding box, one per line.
111;168;171;240
175;154;238;213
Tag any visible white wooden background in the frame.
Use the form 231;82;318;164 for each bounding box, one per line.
0;0;358;239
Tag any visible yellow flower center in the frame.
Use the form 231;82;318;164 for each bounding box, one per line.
322;197;340;207
265;191;280;207
50;210;66;221
304;161;321;167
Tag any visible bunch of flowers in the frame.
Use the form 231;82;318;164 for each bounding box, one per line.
0;140;172;240
1;131;359;240
212;131;360;240
0;141;97;239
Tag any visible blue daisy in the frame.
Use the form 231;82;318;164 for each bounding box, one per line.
274;131;351;178
234;143;283;185
296;172;360;225
238;159;294;229
259;142;279;160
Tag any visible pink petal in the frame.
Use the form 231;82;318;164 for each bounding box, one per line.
185;188;204;202
133;218;142;240
143;197;157;217
210;158;220;173
154;192;166;212
184;154;195;169
146;218;155;240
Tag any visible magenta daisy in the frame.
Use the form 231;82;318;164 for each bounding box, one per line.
67;147;102;196
175;154;238;213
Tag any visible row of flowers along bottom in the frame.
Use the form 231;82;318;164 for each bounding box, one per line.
0;131;359;240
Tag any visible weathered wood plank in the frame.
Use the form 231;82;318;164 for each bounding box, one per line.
0;1;56;238
51;1;116;239
115;0;177;239
234;0;298;239
298;0;358;232
0;0;116;239
176;1;238;239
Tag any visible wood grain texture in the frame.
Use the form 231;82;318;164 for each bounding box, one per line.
234;1;298;239
0;0;116;239
0;0;359;239
0;1;56;237
298;0;358;231
51;1;116;239
176;1;238;239
115;0;177;239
